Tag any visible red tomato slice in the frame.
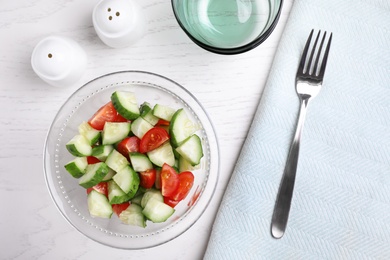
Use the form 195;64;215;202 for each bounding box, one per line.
156;119;170;126
139;169;156;189
86;182;108;197
161;163;180;198
88;102;119;130
115;114;129;122
169;171;194;201
112;202;130;217
116;136;140;160
164;197;180;208
139;127;170;154
87;156;101;164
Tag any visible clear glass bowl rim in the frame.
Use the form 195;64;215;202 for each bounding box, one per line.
43;70;220;249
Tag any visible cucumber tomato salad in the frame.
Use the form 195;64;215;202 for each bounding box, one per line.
64;90;203;228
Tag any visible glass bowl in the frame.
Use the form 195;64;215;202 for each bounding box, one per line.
44;71;219;249
171;0;283;55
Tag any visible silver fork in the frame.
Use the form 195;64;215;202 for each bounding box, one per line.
271;29;333;239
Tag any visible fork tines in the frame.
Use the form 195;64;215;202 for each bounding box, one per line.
298;29;333;78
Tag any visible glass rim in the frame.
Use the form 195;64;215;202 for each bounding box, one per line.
171;0;284;55
43;70;220;249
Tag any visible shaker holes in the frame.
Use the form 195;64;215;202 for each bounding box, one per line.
106;6;120;20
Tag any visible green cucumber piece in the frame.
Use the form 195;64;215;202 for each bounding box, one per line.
91;145;114;161
112;165;140;198
131;193;144;206
178;156;200;172
175;134;204;166
102;122;131;145
140;189;163;208
147;142;175;167
66;135;92;157
107;180;130;204
131;117;153;139
140;102;159;125
102;168;115;181
129;152;153;172
152;104;176;121
78;121;101;145
79;162;109;188
87;190;113;218
105;149;129;172
119;203;146;228
142;198;175;223
111;91;140;120
169;109;199;147
64;157;88;178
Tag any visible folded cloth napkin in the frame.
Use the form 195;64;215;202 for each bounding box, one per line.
204;0;390;259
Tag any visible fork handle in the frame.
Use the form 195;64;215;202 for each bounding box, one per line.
271;98;309;239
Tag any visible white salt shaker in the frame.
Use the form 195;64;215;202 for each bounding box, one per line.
31;36;87;88
93;0;146;48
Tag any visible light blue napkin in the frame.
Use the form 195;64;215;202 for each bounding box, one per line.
204;0;390;259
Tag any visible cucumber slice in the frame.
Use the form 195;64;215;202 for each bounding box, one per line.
140;102;159;125
105;149;129;172
142;198;175;223
78;121;101;145
88;190;113;218
175;134;204;166
119;203;146;228
169;109;199;147
102;122;131;145
147;142;175;167
78;162;109;188
131;193;144;206
178;156;200;172
131;117;153;139
66;135;92;157
91;145;114;161
64;157;88;178
131;187;146;205
140;189;163;208
102;168;115;181
129;152;153;172
111;91;140;120
112;165;140;198
152;104;176;121
107;180;130;204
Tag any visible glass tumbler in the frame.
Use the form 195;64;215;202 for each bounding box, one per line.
172;0;283;55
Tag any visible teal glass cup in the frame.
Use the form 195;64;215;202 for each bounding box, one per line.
172;0;283;55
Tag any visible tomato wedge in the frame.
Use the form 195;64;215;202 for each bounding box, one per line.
115;114;129;122
116;136;140;160
87;156;101;164
86;182;108;197
156;119;170;126
139;127;170;154
88;102;119;130
164;197;180;208
112;202;130;217
161;163;179;198
169;171;194;201
139;169;157;189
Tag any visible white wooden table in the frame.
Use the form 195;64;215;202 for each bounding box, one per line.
0;0;293;259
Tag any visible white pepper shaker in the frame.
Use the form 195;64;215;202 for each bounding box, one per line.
31;36;87;88
92;0;146;48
